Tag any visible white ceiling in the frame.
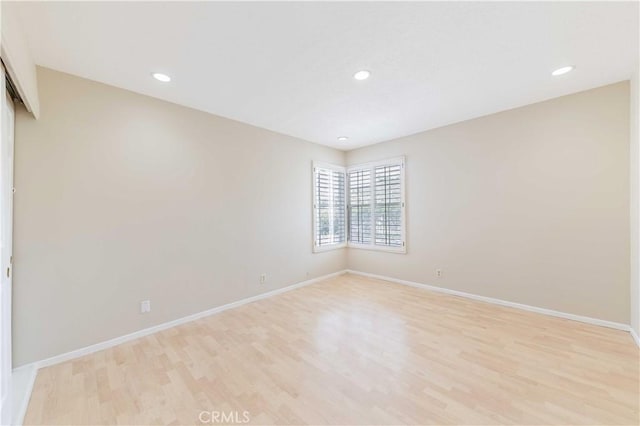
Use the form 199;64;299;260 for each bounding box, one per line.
11;1;639;150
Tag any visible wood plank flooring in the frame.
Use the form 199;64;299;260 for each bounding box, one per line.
24;273;639;425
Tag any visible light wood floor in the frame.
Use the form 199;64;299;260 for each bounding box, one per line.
25;273;639;425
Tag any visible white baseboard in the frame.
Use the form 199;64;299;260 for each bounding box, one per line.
11;364;37;426
631;328;640;348
11;268;636;425
10;269;347;425
346;270;631;332
32;270;346;369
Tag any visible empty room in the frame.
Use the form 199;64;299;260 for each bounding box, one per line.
0;1;638;425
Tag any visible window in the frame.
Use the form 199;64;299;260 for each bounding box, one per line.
312;162;346;251
347;168;372;245
348;157;406;252
312;157;405;253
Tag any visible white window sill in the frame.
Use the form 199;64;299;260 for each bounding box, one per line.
347;243;406;254
313;243;347;253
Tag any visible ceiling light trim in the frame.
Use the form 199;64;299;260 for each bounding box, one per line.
353;70;371;81
152;72;171;82
551;66;574;76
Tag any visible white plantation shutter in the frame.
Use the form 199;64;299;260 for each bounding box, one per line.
312;157;405;253
313;163;346;250
346;157;405;252
347;168;372;245
374;163;403;248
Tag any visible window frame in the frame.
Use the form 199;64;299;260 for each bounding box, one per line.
347;156;406;254
312;161;347;253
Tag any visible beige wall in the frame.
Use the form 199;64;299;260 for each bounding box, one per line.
347;82;631;324
1;1;40;117
13;68;346;366
13;68;633;366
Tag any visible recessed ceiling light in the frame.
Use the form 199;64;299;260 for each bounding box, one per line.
152;72;171;82
337;136;349;142
551;66;574;76
353;70;371;81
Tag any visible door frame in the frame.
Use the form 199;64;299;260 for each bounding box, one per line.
0;63;15;426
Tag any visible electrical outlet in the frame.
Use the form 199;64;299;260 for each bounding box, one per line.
260;273;267;284
436;269;442;278
140;300;151;313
